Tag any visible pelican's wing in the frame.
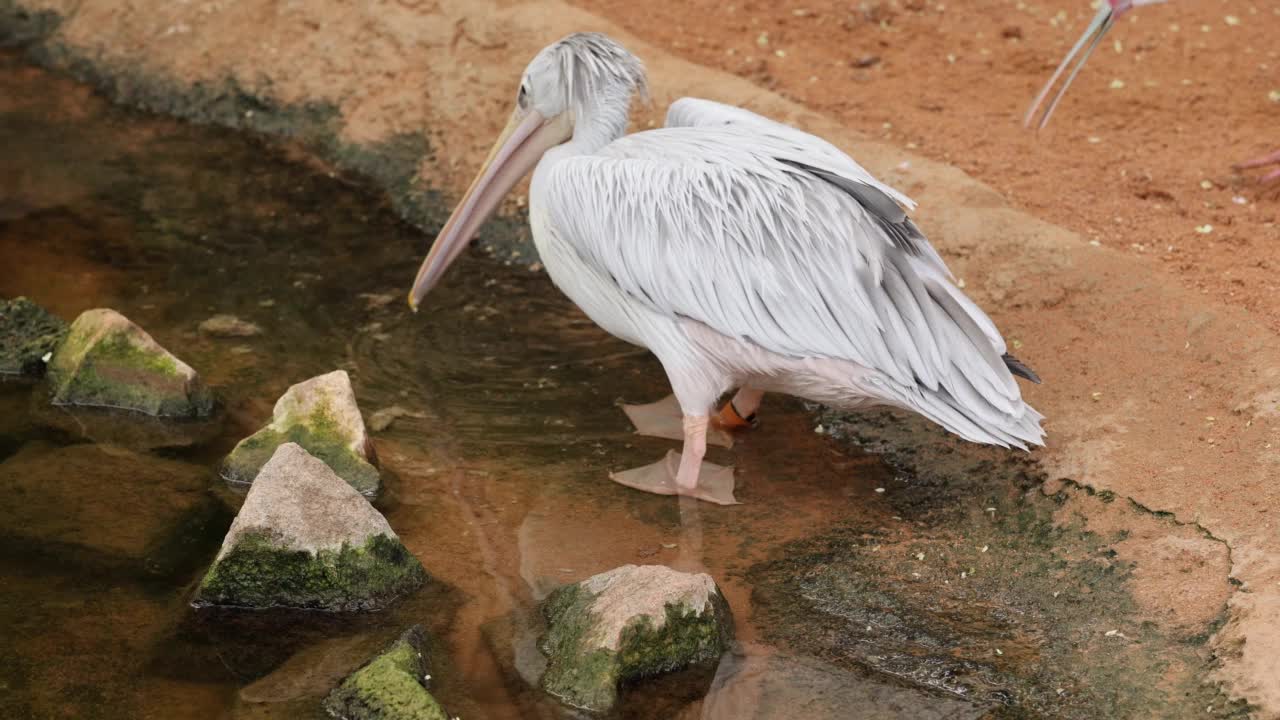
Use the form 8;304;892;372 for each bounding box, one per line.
665;97;930;249
544;121;1041;447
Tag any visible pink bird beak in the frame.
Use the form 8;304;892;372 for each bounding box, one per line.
1023;0;1165;130
407;109;573;310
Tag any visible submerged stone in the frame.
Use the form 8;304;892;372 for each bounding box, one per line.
702;645;987;720
539;564;733;712
323;626;447;720
0;297;67;378
30;402;224;450
0;442;222;575
199;314;262;338
195;443;424;611
45;308;213;417
222;370;380;496
239;633;383;705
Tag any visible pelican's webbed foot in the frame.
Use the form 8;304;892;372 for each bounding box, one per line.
610;450;739;505
622;395;734;448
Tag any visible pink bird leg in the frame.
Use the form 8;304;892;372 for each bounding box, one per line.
1235;149;1280;184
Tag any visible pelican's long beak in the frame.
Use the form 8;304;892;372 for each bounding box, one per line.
1023;3;1116;130
408;109;571;310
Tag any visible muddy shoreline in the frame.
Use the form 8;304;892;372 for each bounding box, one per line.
0;0;535;260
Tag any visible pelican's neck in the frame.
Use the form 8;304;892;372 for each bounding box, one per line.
565;93;633;156
531;93;632;216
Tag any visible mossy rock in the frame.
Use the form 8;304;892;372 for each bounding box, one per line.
323;626;447;720
0;297;67;378
45;308;213;417
223;370;379;496
539;564;733;712
195;444;424;611
196;530;425;612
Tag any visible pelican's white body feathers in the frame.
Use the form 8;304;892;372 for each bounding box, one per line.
529;96;1044;449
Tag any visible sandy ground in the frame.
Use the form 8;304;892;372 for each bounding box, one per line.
6;0;1280;713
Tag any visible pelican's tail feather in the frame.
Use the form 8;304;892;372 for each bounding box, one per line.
868;375;1046;450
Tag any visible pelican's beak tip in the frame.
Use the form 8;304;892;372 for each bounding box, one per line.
407;292;420;313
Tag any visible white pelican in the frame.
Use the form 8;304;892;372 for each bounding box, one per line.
410;33;1044;504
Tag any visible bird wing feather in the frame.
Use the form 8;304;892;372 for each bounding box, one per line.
543;98;1022;419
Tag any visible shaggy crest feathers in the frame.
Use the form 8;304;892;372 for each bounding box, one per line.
545;32;648;120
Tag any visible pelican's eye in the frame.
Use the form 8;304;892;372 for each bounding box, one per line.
517;83;529;108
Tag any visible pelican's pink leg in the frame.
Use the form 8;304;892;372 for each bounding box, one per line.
1235;149;1280;183
675;415;709;490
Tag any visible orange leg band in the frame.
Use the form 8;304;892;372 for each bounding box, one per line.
715;400;755;430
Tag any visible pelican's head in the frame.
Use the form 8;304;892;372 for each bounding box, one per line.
408;33;646;309
1023;0;1166;130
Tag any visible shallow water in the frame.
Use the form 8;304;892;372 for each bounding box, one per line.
0;52;952;719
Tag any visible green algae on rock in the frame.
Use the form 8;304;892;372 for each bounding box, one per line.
222;370;380;496
45;308;213;416
323;626;447;720
0;297;67;378
195;443;424;611
539;564;733;712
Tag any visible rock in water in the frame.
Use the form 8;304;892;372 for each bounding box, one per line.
366;405;427;433
222;370;380;496
0;297;67;378
539;564;733;712
195;443;424;611
45;308;213;416
701;644;988;720
198;314;262;338
0;442;222;576
323;626;448;720
238;634;384;705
